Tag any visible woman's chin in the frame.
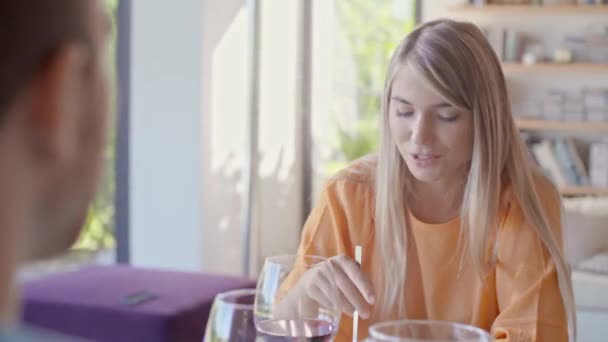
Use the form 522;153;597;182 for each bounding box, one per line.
406;165;442;183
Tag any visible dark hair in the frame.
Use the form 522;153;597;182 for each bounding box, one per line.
0;0;90;115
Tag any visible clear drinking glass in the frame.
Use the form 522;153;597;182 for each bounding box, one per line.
203;289;257;342
254;255;341;341
368;320;492;342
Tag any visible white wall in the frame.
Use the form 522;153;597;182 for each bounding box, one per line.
129;0;205;271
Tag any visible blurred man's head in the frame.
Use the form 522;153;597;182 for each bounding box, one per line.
0;0;112;261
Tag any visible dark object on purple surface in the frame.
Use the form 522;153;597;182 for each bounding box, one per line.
21;265;256;342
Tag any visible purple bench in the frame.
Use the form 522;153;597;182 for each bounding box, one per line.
22;265;256;342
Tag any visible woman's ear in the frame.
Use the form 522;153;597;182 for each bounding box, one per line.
27;43;88;162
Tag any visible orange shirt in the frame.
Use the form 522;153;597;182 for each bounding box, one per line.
296;159;568;341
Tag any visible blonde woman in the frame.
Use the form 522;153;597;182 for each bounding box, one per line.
280;19;575;341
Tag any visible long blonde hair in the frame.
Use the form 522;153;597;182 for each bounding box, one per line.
375;19;575;339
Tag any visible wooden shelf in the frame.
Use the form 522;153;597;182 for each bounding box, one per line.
516;119;608;133
449;4;608;14
560;186;608;196
503;63;608;72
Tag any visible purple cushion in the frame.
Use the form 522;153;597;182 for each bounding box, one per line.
22;265;256;342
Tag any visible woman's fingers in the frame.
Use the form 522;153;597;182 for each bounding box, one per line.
300;255;376;319
306;282;333;309
336;255;376;304
336;287;356;317
325;256;374;319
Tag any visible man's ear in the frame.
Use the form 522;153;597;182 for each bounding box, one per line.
27;43;88;162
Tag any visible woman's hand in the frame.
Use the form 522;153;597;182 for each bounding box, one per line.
283;255;376;319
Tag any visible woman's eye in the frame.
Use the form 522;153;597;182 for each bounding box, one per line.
396;111;414;117
439;113;459;122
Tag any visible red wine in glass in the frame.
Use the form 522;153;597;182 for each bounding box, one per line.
256;318;336;342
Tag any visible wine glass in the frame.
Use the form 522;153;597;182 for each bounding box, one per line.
368;320;492;342
203;288;257;342
254;255;341;341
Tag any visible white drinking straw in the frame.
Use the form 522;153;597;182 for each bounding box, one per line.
352;245;362;342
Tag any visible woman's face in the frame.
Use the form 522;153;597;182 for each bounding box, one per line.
388;65;474;186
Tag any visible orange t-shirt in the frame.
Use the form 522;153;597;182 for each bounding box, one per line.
296;158;568;341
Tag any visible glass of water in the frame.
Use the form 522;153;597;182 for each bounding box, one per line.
368;320;491;342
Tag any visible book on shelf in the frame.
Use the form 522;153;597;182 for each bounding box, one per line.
527;137;593;188
481;27;505;61
554;139;590;185
590;141;608;187
503;29;518;62
531;140;569;187
479;27;525;62
565;138;590;185
539;87;608;122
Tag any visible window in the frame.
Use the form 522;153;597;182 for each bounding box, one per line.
311;0;417;199
73;0;119;252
